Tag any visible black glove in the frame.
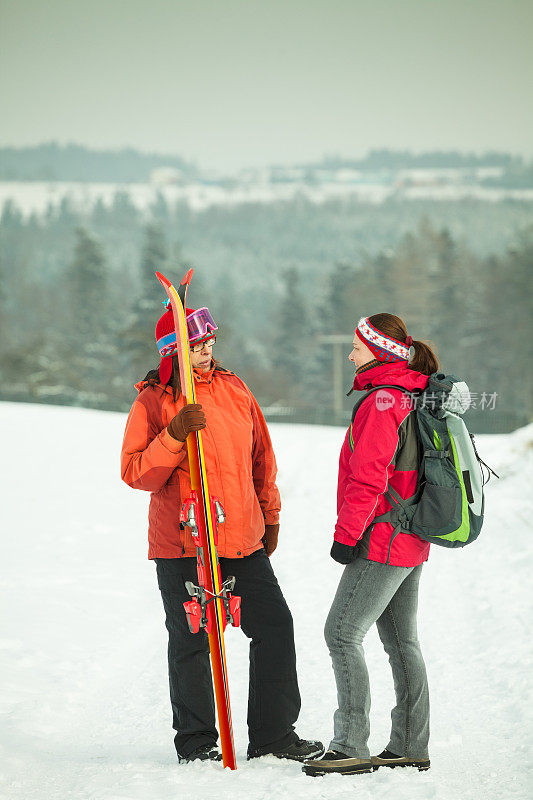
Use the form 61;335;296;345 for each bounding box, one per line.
330;541;357;564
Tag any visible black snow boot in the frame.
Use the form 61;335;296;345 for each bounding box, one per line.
248;737;324;762
178;743;223;764
371;748;430;771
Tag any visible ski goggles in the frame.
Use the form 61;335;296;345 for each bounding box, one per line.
157;306;218;357
186;307;218;343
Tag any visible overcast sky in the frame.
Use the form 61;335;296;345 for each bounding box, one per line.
1;0;532;170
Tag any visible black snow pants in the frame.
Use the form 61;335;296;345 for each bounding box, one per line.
155;549;301;758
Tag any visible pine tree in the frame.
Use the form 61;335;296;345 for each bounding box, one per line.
68;226;108;332
124;223;169;381
482;226;533;429
422;224;460;370
324;262;359;334
272;267;308;402
139;223;168;307
64;227;114;405
388;220;435;343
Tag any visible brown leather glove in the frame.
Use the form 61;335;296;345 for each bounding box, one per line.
262;523;279;557
167;404;206;442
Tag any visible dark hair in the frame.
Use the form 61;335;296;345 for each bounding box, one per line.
143;356;222;402
143;356;182;401
367;313;439;376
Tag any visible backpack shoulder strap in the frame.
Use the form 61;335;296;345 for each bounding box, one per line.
350;384;421;423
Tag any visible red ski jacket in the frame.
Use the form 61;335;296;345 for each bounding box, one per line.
335;361;431;567
121;364;281;559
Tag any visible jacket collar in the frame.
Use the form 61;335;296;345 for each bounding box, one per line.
193;362;216;383
134;361;217;395
351;360;430;393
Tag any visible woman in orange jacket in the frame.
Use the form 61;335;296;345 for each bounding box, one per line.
121;302;323;765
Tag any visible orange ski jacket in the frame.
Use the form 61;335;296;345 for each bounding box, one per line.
121;365;281;559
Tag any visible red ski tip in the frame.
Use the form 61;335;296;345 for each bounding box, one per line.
155;271;171;287
181;268;194;286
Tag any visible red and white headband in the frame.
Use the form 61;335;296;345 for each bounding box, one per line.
355;317;413;363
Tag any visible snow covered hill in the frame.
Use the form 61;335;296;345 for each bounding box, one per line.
2;179;533;217
1;401;532;800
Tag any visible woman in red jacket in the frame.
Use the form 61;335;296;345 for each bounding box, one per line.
121;303;323;765
304;314;438;778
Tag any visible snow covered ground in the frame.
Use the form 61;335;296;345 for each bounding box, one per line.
1;401;532;800
2;179;533;217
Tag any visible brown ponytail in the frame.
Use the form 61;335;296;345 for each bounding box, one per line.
367;313;439;376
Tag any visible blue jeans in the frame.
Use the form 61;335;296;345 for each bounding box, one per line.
324;557;430;759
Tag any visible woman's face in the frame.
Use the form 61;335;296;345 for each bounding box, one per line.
349;337;375;369
190;339;214;371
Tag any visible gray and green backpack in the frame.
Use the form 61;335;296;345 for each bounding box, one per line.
352;372;499;551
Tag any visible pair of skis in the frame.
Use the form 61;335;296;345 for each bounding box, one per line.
156;269;239;770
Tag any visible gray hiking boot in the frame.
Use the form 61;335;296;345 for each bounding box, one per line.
303;749;373;776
